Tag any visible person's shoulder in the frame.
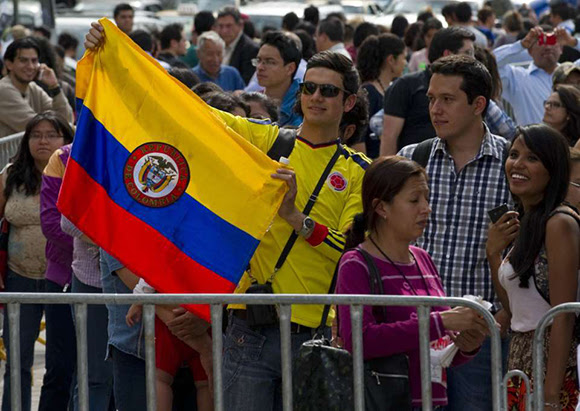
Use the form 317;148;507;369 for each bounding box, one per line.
240;34;259;51
339;248;367;268
0;76;19;95
340;145;372;172
398;143;418;159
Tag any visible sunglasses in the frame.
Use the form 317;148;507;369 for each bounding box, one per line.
300;82;349;98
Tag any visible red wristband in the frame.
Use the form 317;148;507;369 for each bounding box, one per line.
306;223;328;246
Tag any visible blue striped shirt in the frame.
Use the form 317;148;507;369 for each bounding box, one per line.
399;125;512;308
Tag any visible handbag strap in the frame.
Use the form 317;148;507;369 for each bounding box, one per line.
271;144;342;275
356;248;388;323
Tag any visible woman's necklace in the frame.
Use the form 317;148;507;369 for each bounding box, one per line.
368;236;431;296
377;78;386;91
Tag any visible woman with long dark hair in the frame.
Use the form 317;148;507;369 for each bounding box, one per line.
0;112;73;411
356;34;406;159
543;84;580;146
337;156;487;409
487;124;579;410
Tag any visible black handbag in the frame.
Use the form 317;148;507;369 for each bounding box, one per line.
357;249;412;411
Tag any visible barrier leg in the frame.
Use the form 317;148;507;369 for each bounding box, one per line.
8;302;21;411
351;305;364;410
74;303;89;411
418;306;432;411
279;304;293;411
210;304;224;411
143;304;156;411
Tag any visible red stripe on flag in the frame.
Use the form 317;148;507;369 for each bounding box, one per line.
58;158;237;322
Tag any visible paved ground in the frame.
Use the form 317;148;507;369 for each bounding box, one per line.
0;316;46;410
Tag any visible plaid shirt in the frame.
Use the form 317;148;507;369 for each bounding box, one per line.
399;125;511;308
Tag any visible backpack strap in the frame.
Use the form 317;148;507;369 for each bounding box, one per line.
266;128;297;161
411;137;436;168
356;248;388;323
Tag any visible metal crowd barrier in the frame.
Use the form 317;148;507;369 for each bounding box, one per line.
0;132;23;170
533;302;580;410
0;293;503;411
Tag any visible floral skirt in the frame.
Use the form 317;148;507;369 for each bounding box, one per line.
506;329;578;411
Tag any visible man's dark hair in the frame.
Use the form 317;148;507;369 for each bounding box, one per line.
503;10;523;32
192;81;223;97
114;3;134;18
551;2;574;21
390;15;408;38
57;32;78;52
260;31;301;76
404;21;424;50
428;26;475;64
353;22;379;48
441;3;457;19
282;12;300;31
217;6;242;23
417;10;435;23
340;88;369;146
194;10;215;35
327;12;347;23
422;17;443;37
477;7;495;24
160;23;183;50
294;21;316;36
244;20;256;38
34;25;51;39
430;54;492;115
303;5;319;26
240;92;279;122
357;34;405;82
168;67;200;88
454;2;473;23
130;30;153;53
4;37;40;62
294;51;359;116
318;17;345;42
202;91;250;116
294;29;316;60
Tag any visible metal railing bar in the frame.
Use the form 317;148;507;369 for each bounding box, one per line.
278;304;293;411
351;304;364;410
418;306;432;411
8;302;21;411
502;369;531;411
74;303;89;411
210;304;224;411
143;304;156;411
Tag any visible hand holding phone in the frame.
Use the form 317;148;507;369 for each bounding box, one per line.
488;204;509;224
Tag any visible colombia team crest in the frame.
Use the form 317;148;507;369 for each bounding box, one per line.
124;142;190;208
327;171;347;192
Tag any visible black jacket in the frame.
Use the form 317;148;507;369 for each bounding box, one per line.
229;34;259;85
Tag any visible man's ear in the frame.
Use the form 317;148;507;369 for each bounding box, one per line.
473;95;487;116
285;62;297;77
343;93;357;113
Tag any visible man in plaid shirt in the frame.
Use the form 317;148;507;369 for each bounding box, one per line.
399;55;512;411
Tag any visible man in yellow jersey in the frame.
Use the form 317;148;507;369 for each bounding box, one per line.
85;24;370;410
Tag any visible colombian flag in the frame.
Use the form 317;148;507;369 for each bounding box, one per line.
58;18;287;321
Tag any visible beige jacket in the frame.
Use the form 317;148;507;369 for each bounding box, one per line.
0;76;74;138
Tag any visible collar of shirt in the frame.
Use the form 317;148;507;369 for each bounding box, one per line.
224;31;244;64
195;64;223;80
329;43;347;52
526;61;557;77
432;123;505;162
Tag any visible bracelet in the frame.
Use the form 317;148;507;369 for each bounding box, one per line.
46;86;61;98
544;401;560;409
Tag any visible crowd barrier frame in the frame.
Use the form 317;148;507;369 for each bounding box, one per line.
0;133;24;170
0;293;503;411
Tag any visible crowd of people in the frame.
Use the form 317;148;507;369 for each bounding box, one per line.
0;0;580;410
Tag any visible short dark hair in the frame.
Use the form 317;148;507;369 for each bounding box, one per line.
240;92;279;122
422;17;443;37
430;54;492;116
129;30;153;52
244;20;256;39
194;10;215;35
454;2;473;23
294;51;359;116
353;22;379;49
357;34;405;82
294;29;316;60
340;88;369;146
217;6;242;24
503;10;523;32
428;26;475;64
4;37;40;62
260;31;301;76
114;3;134;18
477;7;495;23
168;67;200;89
551;2;574;21
327;11;347;23
202;91;250;116
34;25;51;39
303;5;319;26
390;15;408;38
318;17;344;42
294;21;316;37
192;81;223;97
417;10;434;23
160;23;183;50
441;3;457;18
57;32;78;51
282;12;300;31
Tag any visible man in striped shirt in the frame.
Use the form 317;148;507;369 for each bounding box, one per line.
399;55;512;411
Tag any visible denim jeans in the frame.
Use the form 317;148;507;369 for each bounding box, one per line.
71;275;114;411
445;336;510;411
38;279;77;411
1;269;45;411
223;314;330;411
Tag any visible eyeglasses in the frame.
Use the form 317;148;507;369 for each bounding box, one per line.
543;100;564;109
300;82;349;98
251;58;279;68
571;181;580;189
30;132;63;141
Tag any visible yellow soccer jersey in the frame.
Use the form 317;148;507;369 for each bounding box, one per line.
213;109;371;327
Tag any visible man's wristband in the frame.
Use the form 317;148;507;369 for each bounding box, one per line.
46;86;61;98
